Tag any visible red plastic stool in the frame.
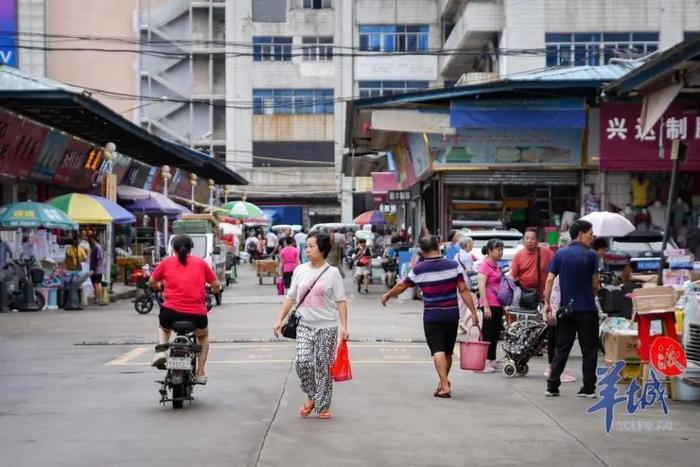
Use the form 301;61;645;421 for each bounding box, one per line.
635;310;679;362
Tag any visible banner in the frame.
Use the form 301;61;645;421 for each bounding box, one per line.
31;130;70;181
429;128;583;167
451;97;586;129
600;103;700;171
53;139;90;185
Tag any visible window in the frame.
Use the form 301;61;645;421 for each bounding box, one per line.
302;36;333;61
685;32;700;41
253;89;334;114
545;32;659;67
253;36;292;61
252;0;286;22
359;25;429;52
303;0;332;8
358;81;429;98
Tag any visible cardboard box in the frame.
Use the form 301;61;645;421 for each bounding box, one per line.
632;286;676;314
603;330;639;362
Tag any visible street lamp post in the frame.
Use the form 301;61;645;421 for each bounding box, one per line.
161;165;172;256
190;173;197;212
102;143;116;302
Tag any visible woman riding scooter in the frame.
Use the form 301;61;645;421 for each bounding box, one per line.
149;235;222;385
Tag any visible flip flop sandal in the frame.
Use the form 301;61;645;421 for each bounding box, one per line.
434;392;452;399
319;411;332;419
299;403;314;417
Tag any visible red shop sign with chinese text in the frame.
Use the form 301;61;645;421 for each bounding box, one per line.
12;119;49;179
600;103;700;171
649;336;687;378
53;139;90;186
0;110;23;177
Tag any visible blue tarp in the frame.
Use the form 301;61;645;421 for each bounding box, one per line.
450;97;586;129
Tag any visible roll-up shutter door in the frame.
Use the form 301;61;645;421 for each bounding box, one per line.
444;171;579;186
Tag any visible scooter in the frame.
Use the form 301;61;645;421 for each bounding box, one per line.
155;320;202;409
2;256;46;311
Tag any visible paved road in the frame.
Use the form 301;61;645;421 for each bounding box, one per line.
1;265;699;466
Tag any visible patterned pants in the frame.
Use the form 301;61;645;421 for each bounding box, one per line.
295;325;338;412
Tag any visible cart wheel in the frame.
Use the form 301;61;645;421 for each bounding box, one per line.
517;363;529;376
258;276;262;285
503;362;517;378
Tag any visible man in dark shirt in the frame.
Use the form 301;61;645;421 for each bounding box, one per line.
543;220;600;398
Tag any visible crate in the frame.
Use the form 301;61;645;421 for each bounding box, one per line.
632;286;676;314
172;220;213;234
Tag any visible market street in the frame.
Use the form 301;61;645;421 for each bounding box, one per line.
1;267;699;467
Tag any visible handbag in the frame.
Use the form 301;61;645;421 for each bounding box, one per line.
357;255;370;267
497;275;516;307
519;247;541;310
281;266;330;339
556;299;575;321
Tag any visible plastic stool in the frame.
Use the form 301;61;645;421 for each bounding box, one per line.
635;310;679;362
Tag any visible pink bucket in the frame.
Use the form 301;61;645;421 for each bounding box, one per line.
276;277;285;296
460;325;489;371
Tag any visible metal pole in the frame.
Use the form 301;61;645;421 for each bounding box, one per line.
656;140;684;285
191;184;195;212
163;181;169;250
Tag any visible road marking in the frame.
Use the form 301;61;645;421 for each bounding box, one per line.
105;347;150;366
107;359;434;366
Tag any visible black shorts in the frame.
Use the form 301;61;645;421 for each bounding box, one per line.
159;306;208;331
90;273;103;285
424;321;459;356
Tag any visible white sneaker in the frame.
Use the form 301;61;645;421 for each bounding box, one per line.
561;371;577;383
489;360;503;370
477;366;496;373
151;351;166;369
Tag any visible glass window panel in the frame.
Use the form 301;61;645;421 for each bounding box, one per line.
397;35;406;51
545;45;558;66
406;34;418;51
574;32;600;42
647;44;658;53
406;25;421;33
603;32;629;42
359;81;381;88
319;36;333;44
253;36;272;44
545;33;572;42
359;25;381;33
383;34;395;52
275;37;293;44
368;34;381;51
302;37;315;44
359;90;369;98
419;34;429;51
632;32;659;41
359;35;369;50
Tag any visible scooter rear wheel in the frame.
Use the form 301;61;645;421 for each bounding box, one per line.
172;382;185;409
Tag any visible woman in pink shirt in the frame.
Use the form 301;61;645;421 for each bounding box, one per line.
279;237;300;289
477;239;504;373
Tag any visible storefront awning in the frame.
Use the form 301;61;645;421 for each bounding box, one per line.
0;66;246;185
450;97;586;129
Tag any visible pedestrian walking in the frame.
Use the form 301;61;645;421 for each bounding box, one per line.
273;231;349;419
265;230;278;256
381;235;478;398
444;230;461;261
455;236;477;332
543;219;600;398
477;239;505;373
279;237;300;289
88;236;106;305
543;233;576;382
353;239;371;294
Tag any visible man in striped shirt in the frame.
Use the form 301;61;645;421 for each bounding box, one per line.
381;235;478;398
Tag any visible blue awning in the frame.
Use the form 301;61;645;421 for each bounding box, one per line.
450;97;586;129
261;206;303;225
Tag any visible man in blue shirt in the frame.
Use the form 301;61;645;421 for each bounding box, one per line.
444;230;460;261
543;219;600;398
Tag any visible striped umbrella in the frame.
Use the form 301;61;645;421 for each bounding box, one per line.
49;193;135;225
0;201;78;230
224;200;264;219
353;210;387;226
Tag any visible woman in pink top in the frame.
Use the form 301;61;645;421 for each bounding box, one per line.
477;239;504;373
279;237;300;289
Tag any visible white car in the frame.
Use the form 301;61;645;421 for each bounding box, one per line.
457;228;524;271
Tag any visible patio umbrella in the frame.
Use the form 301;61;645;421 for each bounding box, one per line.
225;200;264;219
353;210;387;226
580;211;635;237
118;185;191;217
0;201;78;230
49;193;135;225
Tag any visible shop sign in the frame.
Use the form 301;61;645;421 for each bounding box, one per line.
379;203;397;214
406;133;432;179
429;129;583;167
391;136;418;190
0;0;18;67
12;118;49;178
31;130;70;181
600;103;700;171
53;139;90;185
388;190;411;202
450;97;586;129
0;109;23;177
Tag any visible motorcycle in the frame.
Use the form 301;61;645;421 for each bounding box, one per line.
2;256;46;311
155;320;202;409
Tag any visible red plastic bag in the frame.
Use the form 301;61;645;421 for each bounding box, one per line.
331;340;352;382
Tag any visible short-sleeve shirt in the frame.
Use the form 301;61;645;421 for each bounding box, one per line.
89;244;105;274
151;255;217;314
403;257;464;323
547;241;598;312
287;263;346;329
445;243;460;261
478;259;503;308
266;232;278;248
510;246;554;296
280;246;299;273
